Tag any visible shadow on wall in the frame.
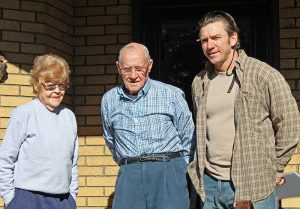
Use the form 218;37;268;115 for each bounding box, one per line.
106;192;114;209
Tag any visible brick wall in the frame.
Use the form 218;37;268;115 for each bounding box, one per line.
279;0;300;208
0;0;300;209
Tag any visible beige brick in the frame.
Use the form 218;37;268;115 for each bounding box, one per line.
78;187;104;196
4;10;35;21
78;156;86;166
0;129;6;139
87;196;111;206
86;136;106;146
20;86;35;97
7;63;21;74
279;0;295;8
104;146;113;156
0;107;14;117
87;16;117;25
284;164;298;173
104;187;115;196
289;154;300;164
75;45;104;55
76;196;87;207
0;85;19;95
86;75;117;85
105;166;119;175
79;146;104;156
87;35;117;45
0;96;32;106
282;197;300;208
4;74;31;85
75;7;105;16
0;118;9;129
86;156;116;166
105;25;131;34
106;5;131;15
78;166;104;176
87;176;116;186
79;176;86;186
0;20;20;30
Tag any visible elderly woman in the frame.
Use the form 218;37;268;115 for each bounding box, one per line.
0;55;8;83
0;54;78;209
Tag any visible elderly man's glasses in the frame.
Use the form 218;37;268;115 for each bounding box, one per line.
119;63;150;75
41;82;69;91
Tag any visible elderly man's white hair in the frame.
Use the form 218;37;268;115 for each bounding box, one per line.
117;42;151;66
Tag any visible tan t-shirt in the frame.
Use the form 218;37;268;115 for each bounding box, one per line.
205;69;238;180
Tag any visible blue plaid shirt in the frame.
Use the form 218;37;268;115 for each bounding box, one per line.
101;79;195;164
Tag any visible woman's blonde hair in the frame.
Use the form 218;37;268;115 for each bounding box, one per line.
30;54;70;95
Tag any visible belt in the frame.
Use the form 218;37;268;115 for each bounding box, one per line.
120;151;183;165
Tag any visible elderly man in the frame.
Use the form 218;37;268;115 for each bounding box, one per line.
188;11;300;209
0;55;8;83
101;42;195;209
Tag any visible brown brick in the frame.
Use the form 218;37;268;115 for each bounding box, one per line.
89;0;118;5
75;66;105;75
280;49;300;58
120;0;132;4
106;5;130;15
86;55;116;65
36;34;73;55
280;18;295;28
37;13;73;35
75;45;104;55
21;44;45;54
75;7;105;16
5;53;34;65
21;1;46;12
281;69;300;79
74;17;86;26
0;20;20;30
0;41;19;52
280;39;296;48
3;10;35;21
0;0;20;9
280;8;300;18
87;16;117;25
86;75;116;85
280;28;300;38
105;65;118;74
286;79;296;89
279;0;294;8
78;126;102;136
75;105;100;115
87;35;117;45
105;44;123;54
3;31;34;43
86;116;101;125
118;34;132;43
280;59;296;68
297;59;300;68
75;86;105;95
21;22;46;33
118;15;131;24
75;26;104;36
74;37;86;46
86;95;101;105
105;25;131;34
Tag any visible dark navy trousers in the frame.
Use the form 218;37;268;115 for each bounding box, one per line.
113;157;189;209
5;188;76;209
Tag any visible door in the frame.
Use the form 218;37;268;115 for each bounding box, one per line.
133;0;278;110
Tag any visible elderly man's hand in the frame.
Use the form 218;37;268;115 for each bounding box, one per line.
0;55;8;84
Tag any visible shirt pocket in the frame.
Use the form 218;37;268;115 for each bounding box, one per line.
241;90;265;121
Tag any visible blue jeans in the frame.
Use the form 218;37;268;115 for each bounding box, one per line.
113;157;189;209
202;172;276;209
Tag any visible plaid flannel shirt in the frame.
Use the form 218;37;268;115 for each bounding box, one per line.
188;50;300;202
